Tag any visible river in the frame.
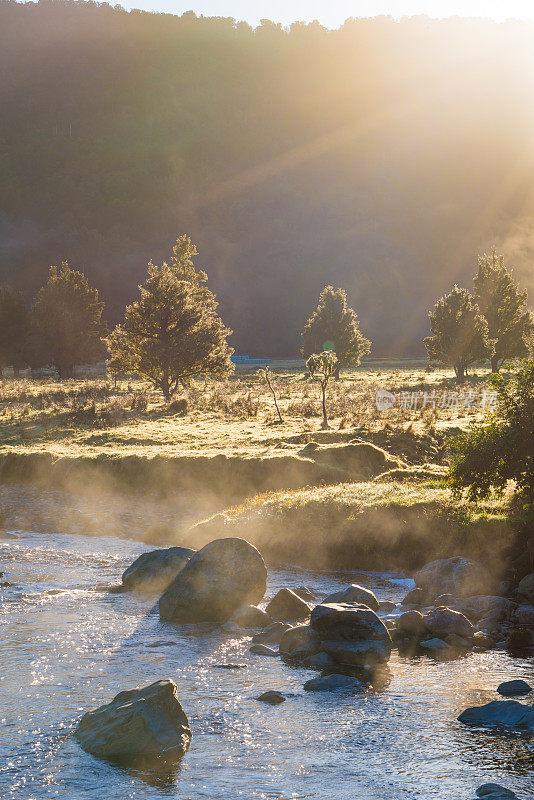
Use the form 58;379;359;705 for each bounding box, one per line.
0;527;532;800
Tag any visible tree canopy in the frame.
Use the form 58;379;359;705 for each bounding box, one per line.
301;286;371;370
473;249;534;372
32;261;106;377
106;244;233;399
424;285;495;383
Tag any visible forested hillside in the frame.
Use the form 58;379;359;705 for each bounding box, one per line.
1;1;534;355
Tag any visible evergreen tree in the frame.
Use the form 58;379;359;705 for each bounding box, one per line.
424;285;495;383
473;249;534;372
105;250;233;400
301;286;371;374
33;261;106;378
0;287;31;376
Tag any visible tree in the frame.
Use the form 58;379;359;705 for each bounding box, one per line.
258;366;283;423
450;360;534;502
473;249;534;373
423;285;495;384
33;262;106;378
0;287;31;376
301;286;371;375
307;351;339;428
105;252;234;400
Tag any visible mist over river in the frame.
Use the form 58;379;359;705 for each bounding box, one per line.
0;527;532;800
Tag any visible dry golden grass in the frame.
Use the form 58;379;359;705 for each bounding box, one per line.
0;362;501;459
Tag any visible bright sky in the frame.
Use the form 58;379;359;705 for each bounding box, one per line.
123;1;534;28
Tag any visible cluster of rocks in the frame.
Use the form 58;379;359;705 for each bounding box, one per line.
397;556;534;659
78;540;532;767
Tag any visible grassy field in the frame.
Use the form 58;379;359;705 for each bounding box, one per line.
0;362;501;460
0;361;512;566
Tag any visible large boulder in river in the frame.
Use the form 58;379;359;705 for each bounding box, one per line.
75;679;192;758
458;700;534;732
323;584;379;612
158;538;267;624
310;602;392;666
122;547;195;593
414;557;493;599
455;595;516;623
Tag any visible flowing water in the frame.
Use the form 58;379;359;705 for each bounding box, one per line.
0;527;533;800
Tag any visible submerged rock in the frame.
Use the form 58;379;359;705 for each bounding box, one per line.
250;644;279;657
475;784;518;798
158;538;267;624
265;588;310;621
256;690;285;704
303;673;363;692
414;557;493;599
75;679;191;759
458;700;534;731
122;547;195;593
323;583;379;612
497;679;532;697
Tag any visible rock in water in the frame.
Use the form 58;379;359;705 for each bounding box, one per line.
423;607;474;640
265;589;310;621
458;700;534;731
310;602;392;666
414;557;492;599
323;584;379;612
256;690;285;704
230;604;271;628
303;674;363;692
122;547;195;593
517;572;534;602
158;538;267;624
75;679;191;758
279;625;321;658
497;679;532;697
475;784;518;798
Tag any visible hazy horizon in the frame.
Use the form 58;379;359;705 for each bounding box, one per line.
111;0;534;28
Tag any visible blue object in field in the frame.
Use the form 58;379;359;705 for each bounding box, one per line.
231;355;271;365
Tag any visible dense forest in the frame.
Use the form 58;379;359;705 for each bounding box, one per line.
1;1;534;356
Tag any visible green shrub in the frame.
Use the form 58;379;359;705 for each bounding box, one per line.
450;360;534;500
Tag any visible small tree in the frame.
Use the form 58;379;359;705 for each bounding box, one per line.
258;366;283;423
424;285;495;384
105;255;233;400
33;262;106;378
307;351;339;428
450;360;534;502
0;287;31;376
473;249;534;373
301;286;371;375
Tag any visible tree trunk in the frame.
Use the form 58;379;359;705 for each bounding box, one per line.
321;380;329;428
491;355;500;374
13;366;20;378
454;364;466;384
